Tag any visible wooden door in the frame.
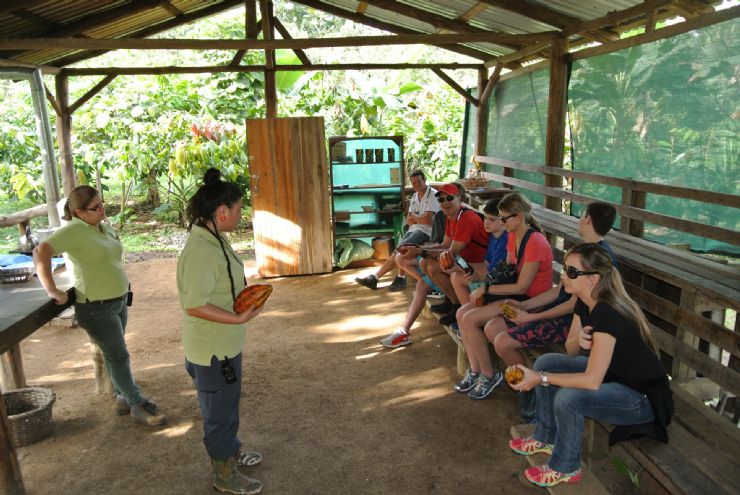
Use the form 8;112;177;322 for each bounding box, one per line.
246;117;333;277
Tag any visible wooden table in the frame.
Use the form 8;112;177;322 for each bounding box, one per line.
0;271;72;495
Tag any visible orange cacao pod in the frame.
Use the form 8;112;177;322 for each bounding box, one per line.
439;251;454;270
504;366;525;385
233;284;273;313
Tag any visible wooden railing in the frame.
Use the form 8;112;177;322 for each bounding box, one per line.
475;155;740;246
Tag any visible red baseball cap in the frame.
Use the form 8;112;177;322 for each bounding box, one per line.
435;183;459;197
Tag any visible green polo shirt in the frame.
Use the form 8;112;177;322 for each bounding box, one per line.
177;225;247;366
45;218;128;302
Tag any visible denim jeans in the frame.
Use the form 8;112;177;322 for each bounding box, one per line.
74;297;144;406
186;354;243;459
533;353;655;473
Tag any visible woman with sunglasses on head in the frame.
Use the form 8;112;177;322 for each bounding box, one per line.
177;168;263;495
508;243;672;488
453;192;553;400
33;185;167;426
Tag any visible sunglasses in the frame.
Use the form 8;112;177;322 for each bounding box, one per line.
437;195;457;203
85;202;105;212
498;213;517;222
564;265;599;279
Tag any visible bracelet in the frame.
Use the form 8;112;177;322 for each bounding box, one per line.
421;249;428;258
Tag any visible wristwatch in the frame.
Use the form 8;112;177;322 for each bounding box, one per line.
539;371;550;387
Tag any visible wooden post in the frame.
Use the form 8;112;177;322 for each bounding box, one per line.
0;390;25;495
543;34;569;212
620;184;646;237
260;0;277;118
55;74;76;197
673;290;699;381
0;344;26;392
474;67;488;182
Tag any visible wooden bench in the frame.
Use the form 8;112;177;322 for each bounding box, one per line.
426;203;740;494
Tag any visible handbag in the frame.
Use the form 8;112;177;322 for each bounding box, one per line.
480;229;534;303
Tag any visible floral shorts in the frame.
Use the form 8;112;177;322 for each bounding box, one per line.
506;313;573;348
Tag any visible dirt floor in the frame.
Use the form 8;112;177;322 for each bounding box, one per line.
14;257;637;495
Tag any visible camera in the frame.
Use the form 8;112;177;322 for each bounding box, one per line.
221;356;237;384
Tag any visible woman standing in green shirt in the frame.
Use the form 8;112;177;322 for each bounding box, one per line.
177;169;263;495
33;185;167;426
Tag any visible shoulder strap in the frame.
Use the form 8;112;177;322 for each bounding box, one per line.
516;229;534;267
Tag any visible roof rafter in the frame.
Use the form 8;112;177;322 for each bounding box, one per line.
290;0;494;60
479;0;620;43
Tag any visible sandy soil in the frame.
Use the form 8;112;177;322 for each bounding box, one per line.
13;257;633;494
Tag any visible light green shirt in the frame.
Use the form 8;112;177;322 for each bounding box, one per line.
46;218;128;302
177;225;247;366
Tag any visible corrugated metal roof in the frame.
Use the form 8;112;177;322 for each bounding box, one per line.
0;0;724;67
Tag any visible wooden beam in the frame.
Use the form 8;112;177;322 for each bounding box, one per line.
474;68;487;157
55;74;76;197
273;18;311;65
43;84;61;116
484;41;550;68
10;10;55;31
68;75;116;114
0;32;557;52
460;2;489;22
572;6;740;62
544;35;568;212
432;68;478;107
563;0;673;38
0;58;60;75
62;62;482;77
0;205;47;228
261;0;277;118
479;64;501;107
0;0;45;16
231;18;262;66
161;1;184;17
479;0;619;42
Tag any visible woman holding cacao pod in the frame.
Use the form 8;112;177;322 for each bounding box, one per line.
34;185;167;427
453;192;553;400
508;243;671;488
177;168;264;495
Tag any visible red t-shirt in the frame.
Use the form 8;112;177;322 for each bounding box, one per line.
444;208;488;263
507;230;553;297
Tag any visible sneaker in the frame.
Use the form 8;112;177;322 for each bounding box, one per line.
430;300;453;314
467;370;503;400
130;399;167;426
450;322;461;339
380;329;412;348
524;464;583;487
453;368;479;393
509;436;553;456
388;276;407;292
428;289;444;299
236;450;263;467
114;395;130;416
355;274;378;290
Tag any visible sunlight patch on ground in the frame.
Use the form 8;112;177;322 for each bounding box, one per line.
154;422;194;438
57;359;93;370
361;370;451;412
32;370;95;383
316;313;400;343
141;362;181;371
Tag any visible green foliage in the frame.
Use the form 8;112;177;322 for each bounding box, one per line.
611;454;640;488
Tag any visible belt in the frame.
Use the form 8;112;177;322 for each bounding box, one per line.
80;294;127;305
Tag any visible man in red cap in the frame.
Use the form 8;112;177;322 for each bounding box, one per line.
380;183;488;347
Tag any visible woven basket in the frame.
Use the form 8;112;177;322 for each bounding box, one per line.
3;387;56;447
459;177;489;189
0;266;35;284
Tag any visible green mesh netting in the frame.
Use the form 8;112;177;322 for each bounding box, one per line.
461;70;550;205
569;18;740;255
